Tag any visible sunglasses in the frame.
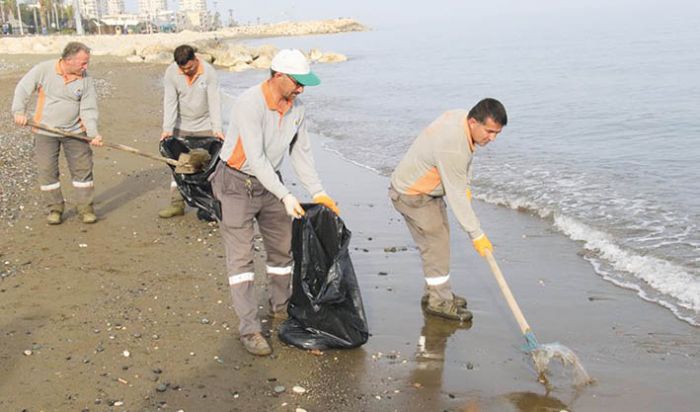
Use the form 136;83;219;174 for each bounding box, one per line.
286;74;304;88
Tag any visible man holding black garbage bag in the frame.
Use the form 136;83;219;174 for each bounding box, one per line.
159;44;223;220
211;49;339;356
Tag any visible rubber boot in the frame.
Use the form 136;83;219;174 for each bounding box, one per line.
46;202;64;225
77;204;98;224
158;199;185;218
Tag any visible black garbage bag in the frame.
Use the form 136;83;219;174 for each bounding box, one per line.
279;204;369;350
159;136;222;221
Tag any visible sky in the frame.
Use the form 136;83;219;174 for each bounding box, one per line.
122;0;698;27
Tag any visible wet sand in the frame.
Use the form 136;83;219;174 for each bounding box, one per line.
1;56;699;411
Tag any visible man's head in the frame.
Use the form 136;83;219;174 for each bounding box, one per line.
467;98;507;146
174;45;199;76
269;49;320;101
61;42;91;75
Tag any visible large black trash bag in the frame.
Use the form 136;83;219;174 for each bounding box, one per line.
279;204;370;350
159;136;222;221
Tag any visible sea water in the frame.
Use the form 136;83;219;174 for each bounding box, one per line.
219;6;700;325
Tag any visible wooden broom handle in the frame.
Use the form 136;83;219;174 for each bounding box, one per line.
484;249;532;335
27;121;180;167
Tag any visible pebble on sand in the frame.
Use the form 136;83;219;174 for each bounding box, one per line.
292;385;306;394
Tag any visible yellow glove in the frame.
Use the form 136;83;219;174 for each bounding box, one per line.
313;192;340;215
472;233;493;257
466;188;472;201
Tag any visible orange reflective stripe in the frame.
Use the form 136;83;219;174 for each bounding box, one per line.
32;86;45;124
226;135;246;169
406;167;441;195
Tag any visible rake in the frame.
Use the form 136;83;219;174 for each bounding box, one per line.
483;249;593;387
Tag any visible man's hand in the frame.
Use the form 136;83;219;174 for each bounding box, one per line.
472;233;493;257
90;135;104;147
282;194;305;219
14;113;28;126
313;192;340;215
214;131;225;141
160;131;173;141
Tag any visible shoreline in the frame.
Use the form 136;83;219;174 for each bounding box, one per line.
1;55;699;411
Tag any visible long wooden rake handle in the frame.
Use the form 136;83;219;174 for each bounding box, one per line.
484;249;537;345
27;120;180;167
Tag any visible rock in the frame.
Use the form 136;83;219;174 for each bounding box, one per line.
156;383;168;392
274;385;286;393
250;55;272;69
308;48;323;62
228;62;252;72
196;52;215;63
216;45;254;67
254;44;278;59
139;43;172;56
292;385;306;394
318;52;348;63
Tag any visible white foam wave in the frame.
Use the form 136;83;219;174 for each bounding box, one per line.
554;214;700;313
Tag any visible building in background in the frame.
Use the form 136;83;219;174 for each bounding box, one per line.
138;0;166;16
106;0;125;16
79;0;106;19
177;0;210;31
178;0;206;13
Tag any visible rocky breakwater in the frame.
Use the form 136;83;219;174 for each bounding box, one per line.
128;40;348;72
0;18;365;69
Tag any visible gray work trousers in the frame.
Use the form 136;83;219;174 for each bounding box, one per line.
389;185;454;302
211;162;293;335
34;133;94;212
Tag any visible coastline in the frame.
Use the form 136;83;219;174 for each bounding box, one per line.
0;55;699;411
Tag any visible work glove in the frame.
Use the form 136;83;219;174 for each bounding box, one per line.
282;194;305;219
472;233;493;257
313;192;340;215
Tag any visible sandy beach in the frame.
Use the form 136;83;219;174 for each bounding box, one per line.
1;53;699;412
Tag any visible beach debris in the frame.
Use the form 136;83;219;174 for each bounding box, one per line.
174;148;211;174
384;246;408;253
122;350;130;357
23;349;32;356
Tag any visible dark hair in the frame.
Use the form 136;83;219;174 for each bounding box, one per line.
468;98;508;126
62;42;90;59
174;45;196;66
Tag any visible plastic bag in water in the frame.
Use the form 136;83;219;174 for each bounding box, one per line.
279;204;370;349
